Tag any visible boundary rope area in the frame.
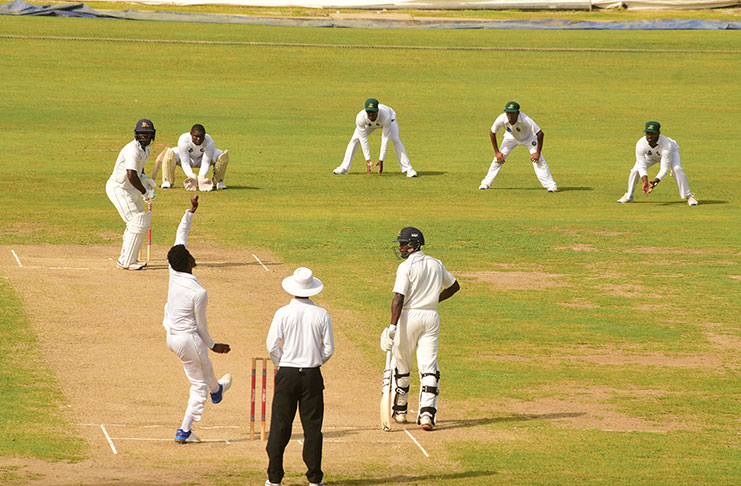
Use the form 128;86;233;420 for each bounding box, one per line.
2;34;739;54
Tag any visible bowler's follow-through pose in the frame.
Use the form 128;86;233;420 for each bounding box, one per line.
617;121;698;206
380;227;459;431
163;195;232;443
106;119;158;271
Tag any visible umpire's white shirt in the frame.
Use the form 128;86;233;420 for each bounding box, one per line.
491;112;541;142
161;210;215;349
266;298;334;368
355;104;396;161
635;134;680;181
393;251;456;311
110;139;149;188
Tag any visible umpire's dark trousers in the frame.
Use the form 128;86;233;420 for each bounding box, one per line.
267;366;325;484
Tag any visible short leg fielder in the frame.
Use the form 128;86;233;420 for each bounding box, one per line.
480;136;557;190
160;148;229;189
392;309;440;425
623;146;690;200
106;179;150;269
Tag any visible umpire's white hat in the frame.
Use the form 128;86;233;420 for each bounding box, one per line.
282;267;323;297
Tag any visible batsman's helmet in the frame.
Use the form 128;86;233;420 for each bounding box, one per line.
394;227;424;258
134;119;156;148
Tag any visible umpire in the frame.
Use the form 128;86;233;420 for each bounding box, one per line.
265;268;335;486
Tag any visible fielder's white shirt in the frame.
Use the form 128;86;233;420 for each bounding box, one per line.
635;134;680;181
355;104;397;161
266;298;334;368
162;210;214;349
491;112;541;142
110;139;149;187
393;251;456;311
176;132;216;179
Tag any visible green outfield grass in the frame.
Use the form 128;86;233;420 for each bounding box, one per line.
1;13;740;485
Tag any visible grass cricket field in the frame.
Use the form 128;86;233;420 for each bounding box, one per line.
0;5;739;485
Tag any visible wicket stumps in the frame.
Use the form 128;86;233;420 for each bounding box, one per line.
251;357;276;441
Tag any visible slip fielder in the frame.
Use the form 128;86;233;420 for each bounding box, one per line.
479;101;558;192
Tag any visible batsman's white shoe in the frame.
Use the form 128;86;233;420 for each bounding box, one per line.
210;373;232;404
393;412;407;424
419;415;434;431
215;181;228;190
174;429;200;443
406;169;418;178
687;194;698;206
617;193;634;204
332;167;347;175
117;261;146;271
161;181;172;189
479;184;489;190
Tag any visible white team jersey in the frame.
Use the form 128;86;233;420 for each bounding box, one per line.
491;112;541;142
393;251;456;311
176;132;216;167
110;140;149;187
635;134;679;180
355;104;397;160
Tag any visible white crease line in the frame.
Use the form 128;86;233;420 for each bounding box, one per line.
100;424;118;455
252;253;270;272
404;429;430;458
10;250;22;267
111;437;232;443
48;267;92;270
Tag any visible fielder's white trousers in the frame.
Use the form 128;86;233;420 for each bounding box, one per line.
166;332;219;431
626;147;691;199
105;177;149;267
480;135;557;190
337;122;414;173
392;309;439;420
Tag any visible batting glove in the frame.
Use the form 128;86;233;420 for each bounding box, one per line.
380;325;396;352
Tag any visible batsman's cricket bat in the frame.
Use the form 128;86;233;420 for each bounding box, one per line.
380;351;393;431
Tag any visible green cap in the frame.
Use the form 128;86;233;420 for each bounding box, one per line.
364;98;379;112
644;121;661;133
504;101;520;113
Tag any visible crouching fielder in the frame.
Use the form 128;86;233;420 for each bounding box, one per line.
158;124;229;191
106;119;158;270
617;121;698;206
163;195;232;443
380;227;460;431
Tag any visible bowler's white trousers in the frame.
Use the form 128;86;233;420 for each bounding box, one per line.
626;147;690;199
337;121;414;173
481;134;557;190
392;309;439;421
166;332;219;430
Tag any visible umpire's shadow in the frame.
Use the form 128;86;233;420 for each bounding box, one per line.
434;412;585;431
337;469;497;485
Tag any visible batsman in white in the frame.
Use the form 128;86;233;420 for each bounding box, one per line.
380;227;460;431
617;121;698;206
105;119;158;271
333;98;417;177
157;123;229;191
163;195;232;444
479;101;558;192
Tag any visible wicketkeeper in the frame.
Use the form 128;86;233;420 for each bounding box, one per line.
157;124;229;191
380;227;459;431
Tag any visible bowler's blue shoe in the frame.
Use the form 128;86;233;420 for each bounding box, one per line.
174;429;200;443
210;373;232;404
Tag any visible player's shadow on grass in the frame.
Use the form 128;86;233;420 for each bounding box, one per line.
435;412;585;431
652;199;726;206
496;186;593;191
217;185;260;190
336;470;497;485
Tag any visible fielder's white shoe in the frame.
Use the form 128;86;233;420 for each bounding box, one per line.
419;415;434;431
617;193;634;204
161;181;172;189
405;169;418;178
332;167;347;175
547;187;558;193
117;261;146;271
687;194;698;206
393;412;407;424
479;184;489;190
216;181;228;190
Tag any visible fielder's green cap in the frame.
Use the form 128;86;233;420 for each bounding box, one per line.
644;121;661;133
504;101;520;113
364;98;379;112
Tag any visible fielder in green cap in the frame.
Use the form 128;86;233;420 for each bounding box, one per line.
479;101;558;192
333;99;417;177
617;121;698;206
